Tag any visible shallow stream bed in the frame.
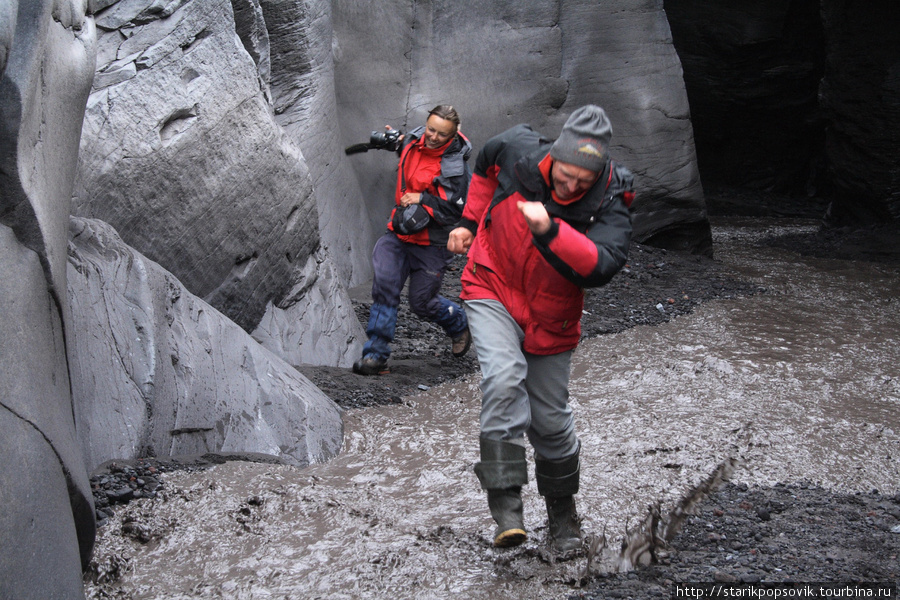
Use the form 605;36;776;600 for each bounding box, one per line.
85;218;900;599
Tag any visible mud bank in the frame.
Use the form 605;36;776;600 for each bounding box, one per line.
85;217;900;599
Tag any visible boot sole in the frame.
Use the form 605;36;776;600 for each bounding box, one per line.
352;367;389;375
493;528;527;547
451;334;471;357
351;361;389;375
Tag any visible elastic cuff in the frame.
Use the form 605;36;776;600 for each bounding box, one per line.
456;218;478;236
532;219;560;247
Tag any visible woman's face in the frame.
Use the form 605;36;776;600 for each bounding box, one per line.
423;115;456;149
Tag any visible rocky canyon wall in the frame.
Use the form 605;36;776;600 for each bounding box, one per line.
67;216;344;472
664;0;900;224
1;0;98;597
16;0;883;596
2;1;348;597
71;0;365;369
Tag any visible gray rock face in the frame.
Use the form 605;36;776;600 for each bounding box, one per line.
0;406;88;599
251;245;364;368
67;217;344;470
1;0;97;597
261;0;378;286
73;0;365;367
556;0;708;252
0;225;94;599
73;0;318;332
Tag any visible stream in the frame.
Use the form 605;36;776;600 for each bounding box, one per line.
85;217;900;599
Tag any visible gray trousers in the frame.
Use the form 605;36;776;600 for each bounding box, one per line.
465;299;579;461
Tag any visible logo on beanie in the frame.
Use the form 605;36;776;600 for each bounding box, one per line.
577;139;605;159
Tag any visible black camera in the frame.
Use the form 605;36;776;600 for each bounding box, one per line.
345;128;403;155
369;128;402;152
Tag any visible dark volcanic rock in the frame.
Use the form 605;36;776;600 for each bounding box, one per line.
819;0;900;224
665;0;900;226
664;0;827;196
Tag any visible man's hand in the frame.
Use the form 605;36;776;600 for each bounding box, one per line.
400;192;422;207
517;201;552;235
448;227;474;254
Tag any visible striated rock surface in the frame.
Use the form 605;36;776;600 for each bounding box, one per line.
252;245;363;368
262;0;377;286
67;216;344;471
73;0;364;367
1;0;98;597
73;0;317;332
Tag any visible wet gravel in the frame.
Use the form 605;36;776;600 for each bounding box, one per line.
571;483;900;600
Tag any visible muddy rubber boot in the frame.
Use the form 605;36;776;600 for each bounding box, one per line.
544;495;581;554
473;437;528;547
486;488;527;547
535;446;583;555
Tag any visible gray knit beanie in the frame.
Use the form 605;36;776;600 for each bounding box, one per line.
549;105;612;172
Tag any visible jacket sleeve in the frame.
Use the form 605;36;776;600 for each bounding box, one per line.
532;163;634;288
457;133;509;233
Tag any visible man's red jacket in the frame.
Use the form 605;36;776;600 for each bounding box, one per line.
458;124;634;355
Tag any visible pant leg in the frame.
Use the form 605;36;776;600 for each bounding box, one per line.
370;233;409;307
407;244;467;337
465;299;530;443
361;303;398;359
364;234;409;359
524;351;578;461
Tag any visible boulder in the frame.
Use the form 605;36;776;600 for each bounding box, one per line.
67;216;344;470
71;0;366;364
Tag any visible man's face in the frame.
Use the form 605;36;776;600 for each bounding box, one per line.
423;114;456;149
550;160;601;202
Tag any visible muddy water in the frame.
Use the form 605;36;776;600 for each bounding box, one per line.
85;218;900;599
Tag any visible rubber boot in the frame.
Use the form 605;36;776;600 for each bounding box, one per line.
535;445;583;555
473;437;528;547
